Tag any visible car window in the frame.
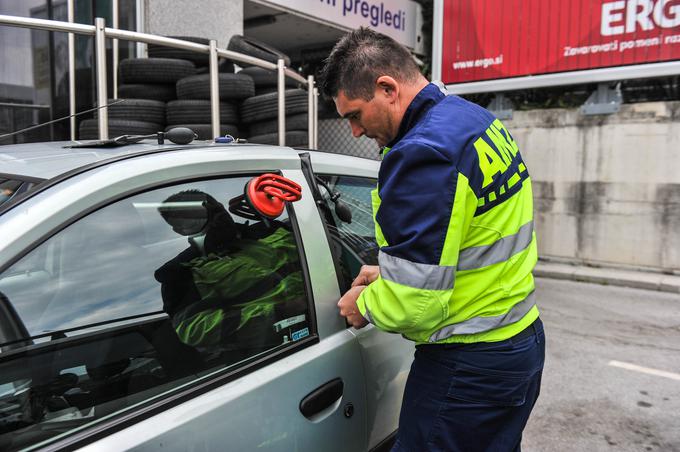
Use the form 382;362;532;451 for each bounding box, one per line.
317;175;379;292
0;177;37;208
0;176;311;451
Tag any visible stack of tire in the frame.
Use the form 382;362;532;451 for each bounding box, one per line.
80;36;237;140
80;56;196;139
169;72;255;140
227;35;309;147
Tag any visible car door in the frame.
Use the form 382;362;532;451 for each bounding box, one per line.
0;150;369;452
304;152;415;450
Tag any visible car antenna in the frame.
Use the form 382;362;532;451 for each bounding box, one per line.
63;127;197;148
0;100;126;141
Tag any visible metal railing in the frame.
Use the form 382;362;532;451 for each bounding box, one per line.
0;13;318;148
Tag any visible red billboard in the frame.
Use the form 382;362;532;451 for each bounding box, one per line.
442;0;680;84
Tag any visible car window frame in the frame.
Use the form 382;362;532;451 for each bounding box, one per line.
314;172;379;294
0;170;320;451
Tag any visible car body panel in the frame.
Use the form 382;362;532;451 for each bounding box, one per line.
0;141;412;451
0;141;174;180
308;150;381;179
280;168;347;341
76;330;368;452
306;150;415;449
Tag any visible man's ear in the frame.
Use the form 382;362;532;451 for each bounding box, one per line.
376;76;399;100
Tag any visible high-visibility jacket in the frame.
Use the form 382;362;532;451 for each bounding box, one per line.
172;227;303;347
356;82;539;344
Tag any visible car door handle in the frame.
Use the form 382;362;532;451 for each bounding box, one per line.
299;378;344;421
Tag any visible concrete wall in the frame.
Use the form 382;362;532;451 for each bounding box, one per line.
507;102;680;273
144;0;243;47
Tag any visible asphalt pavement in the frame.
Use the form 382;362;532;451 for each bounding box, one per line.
523;277;680;452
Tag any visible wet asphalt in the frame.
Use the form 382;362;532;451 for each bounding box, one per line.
523;278;680;452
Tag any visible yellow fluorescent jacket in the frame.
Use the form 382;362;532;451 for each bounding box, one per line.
356;83;539;344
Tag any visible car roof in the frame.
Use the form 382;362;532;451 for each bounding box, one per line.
0;140;311;180
0;140;377;179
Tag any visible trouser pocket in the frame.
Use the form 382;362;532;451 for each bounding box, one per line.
447;364;533;406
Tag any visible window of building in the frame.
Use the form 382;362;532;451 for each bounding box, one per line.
0;175;311;451
0;0;138;145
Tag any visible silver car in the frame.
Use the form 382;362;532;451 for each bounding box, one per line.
0;140;413;451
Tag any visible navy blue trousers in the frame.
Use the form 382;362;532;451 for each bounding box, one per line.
392;319;545;452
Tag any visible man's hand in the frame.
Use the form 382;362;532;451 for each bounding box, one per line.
351;265;380;287
338;285;369;329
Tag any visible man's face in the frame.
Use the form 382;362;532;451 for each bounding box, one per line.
334;88;396;147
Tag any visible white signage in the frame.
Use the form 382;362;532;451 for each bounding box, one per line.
601;0;680;36
255;0;422;49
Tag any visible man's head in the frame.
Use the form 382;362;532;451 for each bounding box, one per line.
318;27;428;147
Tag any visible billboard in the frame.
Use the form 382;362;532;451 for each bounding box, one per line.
255;0;422;49
441;0;680;86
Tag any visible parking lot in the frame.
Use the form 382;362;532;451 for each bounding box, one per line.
524;278;680;452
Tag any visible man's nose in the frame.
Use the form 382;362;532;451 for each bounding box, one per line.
349;121;365;138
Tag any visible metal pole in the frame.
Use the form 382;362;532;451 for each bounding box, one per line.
112;0;119;99
209;39;220;139
67;0;76;140
313;87;319;149
431;0;444;82
307;75;314;149
136;0;146;57
277;58;286;146
95;17;108;140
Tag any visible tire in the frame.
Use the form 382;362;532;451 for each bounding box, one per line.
255;86;280;96
240;89;308;123
147;36;211;67
119;83;177;102
119;58;195;84
247;131;308;147
95;99;166;125
176;73;255;101
79;118;162;140
248;113;308;136
237;67;298;87
194;59;235;74
166;100;239;125
165;124;240;140
227;34;291;67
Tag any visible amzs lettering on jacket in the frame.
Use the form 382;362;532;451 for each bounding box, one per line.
473;119;520;188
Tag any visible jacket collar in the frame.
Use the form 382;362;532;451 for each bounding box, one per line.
383;82;447;152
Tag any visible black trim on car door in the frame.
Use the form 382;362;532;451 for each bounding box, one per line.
298;152;348;295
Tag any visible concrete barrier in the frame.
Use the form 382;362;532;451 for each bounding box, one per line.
508;101;680;273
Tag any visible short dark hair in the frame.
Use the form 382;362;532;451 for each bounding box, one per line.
318;27;420;101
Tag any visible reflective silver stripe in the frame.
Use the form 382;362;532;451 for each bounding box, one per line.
433;80;450;96
428;292;536;342
379;250;455;291
457;221;534;271
363;306;375;324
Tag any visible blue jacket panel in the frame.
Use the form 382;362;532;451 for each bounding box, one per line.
377;83;528;266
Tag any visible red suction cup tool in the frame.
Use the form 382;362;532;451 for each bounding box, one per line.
245;173;302;219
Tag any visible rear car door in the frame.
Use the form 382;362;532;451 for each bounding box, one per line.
306;152;415;449
0;149;369;451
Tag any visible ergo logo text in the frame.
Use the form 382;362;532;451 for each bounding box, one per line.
601;0;680;35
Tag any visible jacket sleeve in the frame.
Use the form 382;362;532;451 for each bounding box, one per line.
355;141;477;338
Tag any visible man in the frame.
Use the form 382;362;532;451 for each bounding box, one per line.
318;28;545;452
